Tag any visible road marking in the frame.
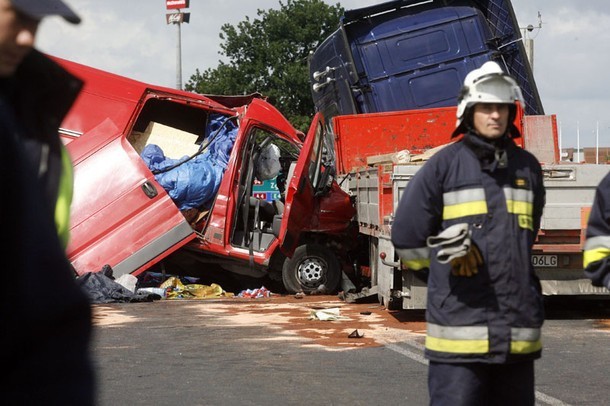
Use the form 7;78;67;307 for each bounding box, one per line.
386;342;428;365
535;391;572;406
386;342;572;406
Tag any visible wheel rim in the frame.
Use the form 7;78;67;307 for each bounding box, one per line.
297;256;327;289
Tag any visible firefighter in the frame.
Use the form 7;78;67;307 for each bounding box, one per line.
0;0;94;404
583;171;610;290
391;61;546;405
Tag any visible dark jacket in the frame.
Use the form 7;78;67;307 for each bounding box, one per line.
0;50;94;404
15;51;82;229
391;132;546;364
583;171;610;289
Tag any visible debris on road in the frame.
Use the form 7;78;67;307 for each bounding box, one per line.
348;329;364;339
237;286;272;299
160;276;233;299
309;307;349;321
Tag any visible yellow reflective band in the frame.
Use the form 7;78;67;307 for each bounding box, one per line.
56;145;74;250
505;187;534;220
510;339;542;354
443;201;488;220
583;248;610;268
425;336;489;354
506;200;533;216
401;258;430;271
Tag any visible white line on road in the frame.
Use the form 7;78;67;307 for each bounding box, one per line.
386;342;428;365
385;342;572;406
535;391;572;406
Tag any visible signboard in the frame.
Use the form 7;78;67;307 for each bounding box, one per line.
166;0;189;10
253;179;281;202
166;12;190;24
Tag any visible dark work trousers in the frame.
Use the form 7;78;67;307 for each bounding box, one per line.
428;360;535;406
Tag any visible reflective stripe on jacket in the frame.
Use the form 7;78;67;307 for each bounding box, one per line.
426;323;541;355
583;171;610;289
391;133;546;364
56;145;74;249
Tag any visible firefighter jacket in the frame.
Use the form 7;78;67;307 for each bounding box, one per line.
10;50;82;248
391;132;546;364
583;171;610;290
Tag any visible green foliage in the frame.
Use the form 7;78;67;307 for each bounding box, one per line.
184;0;344;132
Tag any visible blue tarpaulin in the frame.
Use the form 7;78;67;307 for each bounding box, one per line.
141;115;238;210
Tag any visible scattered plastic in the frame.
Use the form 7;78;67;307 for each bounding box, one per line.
160;276;230;299
309;307;349;321
237;286;272;299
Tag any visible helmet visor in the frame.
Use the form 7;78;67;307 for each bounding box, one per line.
470;73;523;105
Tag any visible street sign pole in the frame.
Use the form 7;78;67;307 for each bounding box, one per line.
166;0;190;90
176;21;182;90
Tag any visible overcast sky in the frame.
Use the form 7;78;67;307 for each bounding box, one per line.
39;0;610;149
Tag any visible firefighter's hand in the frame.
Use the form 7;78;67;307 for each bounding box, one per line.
450;244;483;277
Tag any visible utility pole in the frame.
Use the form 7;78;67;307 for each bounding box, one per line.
165;0;191;90
520;12;543;73
596;121;599;164
577;121;581;163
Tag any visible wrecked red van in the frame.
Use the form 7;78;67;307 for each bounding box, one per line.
56;56;356;294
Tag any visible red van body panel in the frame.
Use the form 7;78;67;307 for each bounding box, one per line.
54;56;354;283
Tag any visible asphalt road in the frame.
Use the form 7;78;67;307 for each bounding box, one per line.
90;295;610;406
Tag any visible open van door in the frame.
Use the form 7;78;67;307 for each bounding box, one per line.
57;56;205;279
278;113;327;257
66;114;197;279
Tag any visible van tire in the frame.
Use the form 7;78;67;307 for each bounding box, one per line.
282;244;341;294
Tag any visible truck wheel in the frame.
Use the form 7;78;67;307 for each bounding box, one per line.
282;244;341;294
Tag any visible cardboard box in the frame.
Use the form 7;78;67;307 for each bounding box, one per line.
129;121;200;158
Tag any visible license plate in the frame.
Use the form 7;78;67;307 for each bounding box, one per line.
532;255;558;267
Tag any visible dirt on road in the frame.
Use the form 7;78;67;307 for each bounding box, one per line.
92;294;427;350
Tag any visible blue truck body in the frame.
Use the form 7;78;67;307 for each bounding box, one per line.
309;0;543;122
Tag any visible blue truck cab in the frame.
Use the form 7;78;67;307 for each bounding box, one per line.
309;0;543;123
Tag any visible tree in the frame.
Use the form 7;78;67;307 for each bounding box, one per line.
184;0;344;131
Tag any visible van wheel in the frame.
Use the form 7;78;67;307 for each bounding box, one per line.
282;244;341;294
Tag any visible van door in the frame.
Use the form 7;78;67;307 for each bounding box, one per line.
278;113;326;257
65;98;203;278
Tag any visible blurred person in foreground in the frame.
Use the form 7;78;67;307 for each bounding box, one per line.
0;0;94;404
391;61;546;405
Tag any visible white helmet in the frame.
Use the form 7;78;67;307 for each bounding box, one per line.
453;61;524;137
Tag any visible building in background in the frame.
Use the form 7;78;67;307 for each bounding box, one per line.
561;147;610;163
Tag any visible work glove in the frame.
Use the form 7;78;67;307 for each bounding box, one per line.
449;243;483;277
427;223;484;277
427;223;470;263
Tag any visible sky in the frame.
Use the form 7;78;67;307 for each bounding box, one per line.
38;0;610;149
